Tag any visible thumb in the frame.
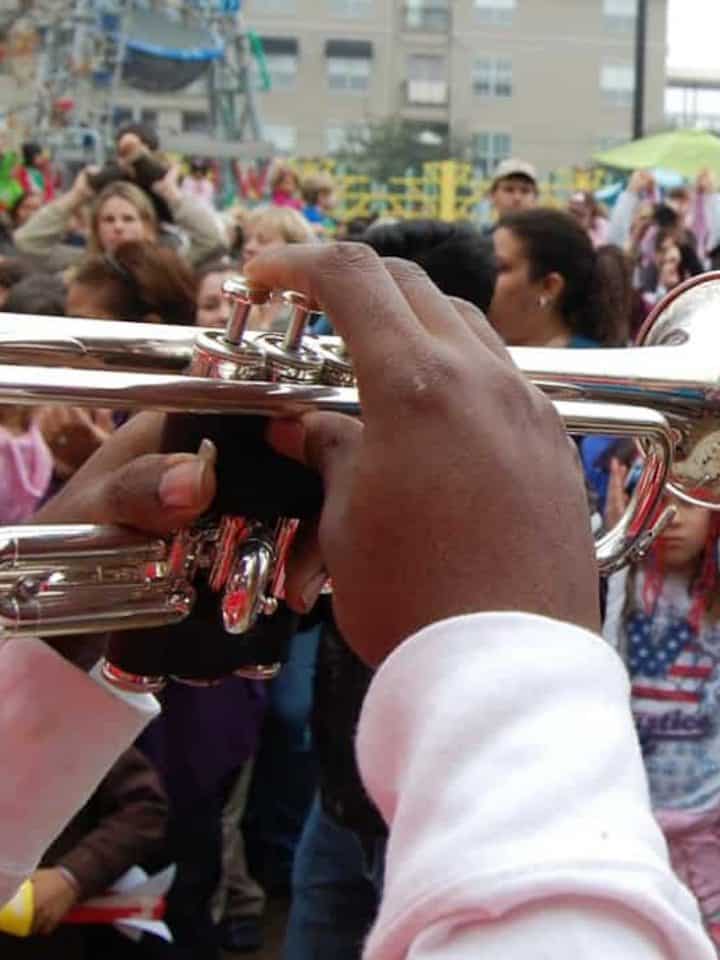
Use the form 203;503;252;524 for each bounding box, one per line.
88;449;216;534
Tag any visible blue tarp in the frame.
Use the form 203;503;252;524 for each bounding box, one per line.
121;8;223;93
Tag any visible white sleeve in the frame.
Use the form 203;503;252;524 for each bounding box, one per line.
356;612;714;960
0;637;159;906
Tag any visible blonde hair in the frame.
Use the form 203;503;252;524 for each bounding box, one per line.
245;205;316;245
301;172;336;206
89;181;158;255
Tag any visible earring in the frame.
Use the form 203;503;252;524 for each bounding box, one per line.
538;295;548;309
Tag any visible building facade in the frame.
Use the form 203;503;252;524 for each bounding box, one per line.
246;0;668;174
0;0;668;176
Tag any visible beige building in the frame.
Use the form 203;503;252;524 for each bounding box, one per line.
0;0;668;176
247;0;668;175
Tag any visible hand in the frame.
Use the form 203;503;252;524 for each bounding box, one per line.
116;131;144;163
31;868;79;935
38;406;116;479
246;244;600;666
67;168;95;208
152;164;181;203
696;168;716;194
34;412;217;535
605;458;630;531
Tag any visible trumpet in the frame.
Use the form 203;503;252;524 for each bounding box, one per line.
0;271;717;691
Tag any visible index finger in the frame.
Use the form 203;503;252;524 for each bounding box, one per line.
244;243;428;396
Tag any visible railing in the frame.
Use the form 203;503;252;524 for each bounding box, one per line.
292;159;613;223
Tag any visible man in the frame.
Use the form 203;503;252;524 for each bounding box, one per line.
488;157;539;221
0;243;714;957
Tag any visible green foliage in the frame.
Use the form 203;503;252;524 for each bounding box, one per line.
333;117;470;182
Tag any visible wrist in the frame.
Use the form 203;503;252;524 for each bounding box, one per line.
54;865;81;898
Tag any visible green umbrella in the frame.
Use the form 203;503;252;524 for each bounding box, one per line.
593;128;720;179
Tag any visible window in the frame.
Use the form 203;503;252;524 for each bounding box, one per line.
259;38;299;91
407;53;448;104
472;132;511;177
329;0;371;16
473;0;515;26
325;40;373;92
264;123;297;155
603;0;637;33
600;63;634;107
327;56;371;91
472;57;512;97
265;52;298;89
182;111;210;133
140;109;158;127
405;0;450;31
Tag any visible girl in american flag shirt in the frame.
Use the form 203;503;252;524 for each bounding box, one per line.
604;474;720;951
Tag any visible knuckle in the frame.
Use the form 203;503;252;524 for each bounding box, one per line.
383;257;429;285
323;241;379;276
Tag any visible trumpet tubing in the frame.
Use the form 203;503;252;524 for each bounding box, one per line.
0;270;717;690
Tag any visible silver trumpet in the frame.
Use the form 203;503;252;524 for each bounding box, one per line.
0;271;718;690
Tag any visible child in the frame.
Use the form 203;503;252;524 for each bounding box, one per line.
604;479;720;952
301;171;338;236
0;408;53;522
269;163;302;211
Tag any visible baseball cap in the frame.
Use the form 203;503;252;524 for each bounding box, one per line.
491;158;538;190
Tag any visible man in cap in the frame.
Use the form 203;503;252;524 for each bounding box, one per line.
488;157;539;220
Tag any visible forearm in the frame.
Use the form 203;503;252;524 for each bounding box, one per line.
13;194;75;256
357;612;714;959
0;638;158;905
57;749;167;898
166;192;227;265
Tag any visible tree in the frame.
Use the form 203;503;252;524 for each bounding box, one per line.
334;117;469;181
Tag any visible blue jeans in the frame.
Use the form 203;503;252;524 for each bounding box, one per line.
245;625;320;890
283;795;385;960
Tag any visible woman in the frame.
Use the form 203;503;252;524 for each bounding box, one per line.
490;208;627;513
66;239;197;326
195;260;237;329
14;166;226;269
489;208;625;348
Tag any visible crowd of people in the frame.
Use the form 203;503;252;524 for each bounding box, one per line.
2;122;720;958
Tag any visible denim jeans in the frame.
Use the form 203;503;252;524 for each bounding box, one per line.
245;625;320;890
283;794;386;960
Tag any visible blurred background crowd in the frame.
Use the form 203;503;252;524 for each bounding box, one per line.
3;0;720;958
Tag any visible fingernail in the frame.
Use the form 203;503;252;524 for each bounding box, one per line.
300;571;328;612
159;459;209;509
198;437;217;465
267;419;306;462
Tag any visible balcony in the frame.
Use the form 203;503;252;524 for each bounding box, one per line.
403;4;450;32
405;79;448;106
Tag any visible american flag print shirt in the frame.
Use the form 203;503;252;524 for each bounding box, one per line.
627;575;720;812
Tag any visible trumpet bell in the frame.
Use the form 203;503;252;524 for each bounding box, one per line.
638;272;720;508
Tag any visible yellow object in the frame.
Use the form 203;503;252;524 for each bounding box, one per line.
291;158;609;222
0;879;34;937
